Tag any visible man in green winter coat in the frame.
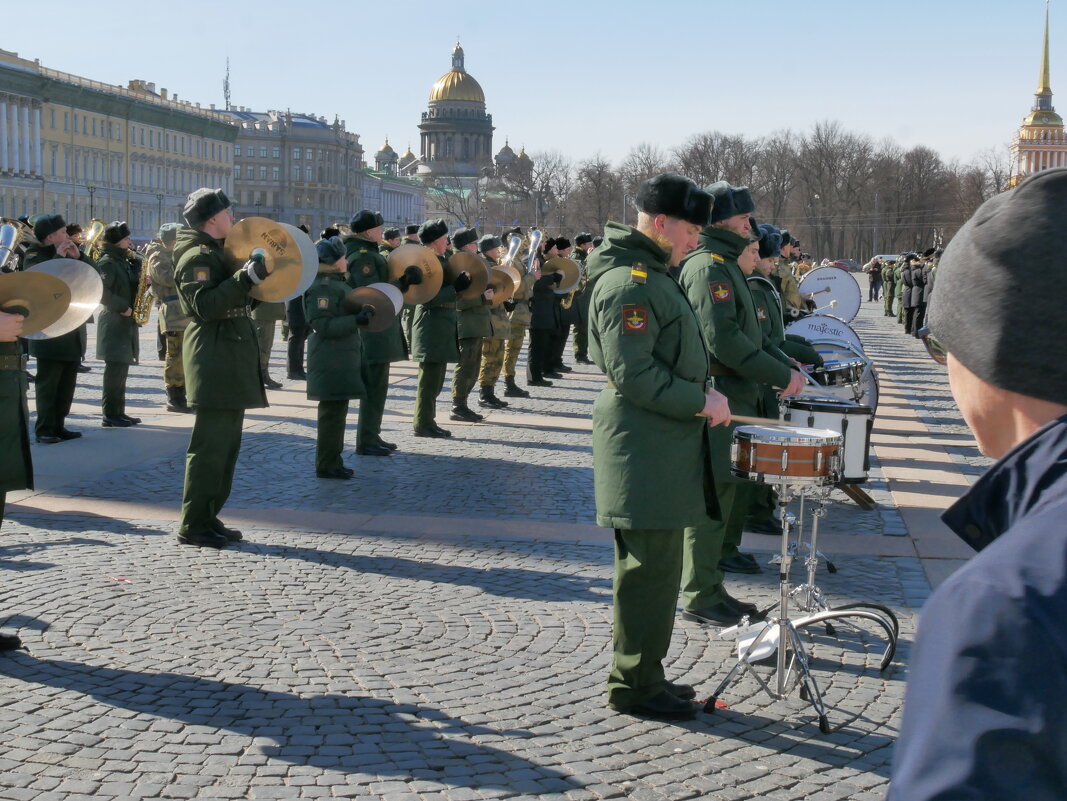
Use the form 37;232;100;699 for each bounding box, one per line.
345;210;409;457
571;232;595;364
95;221;142;428
476;234;512;409
450;226;494;422
306;236;373;478
174;188;269;549
589;173;729;721
882;259;897;317
24;214;92;444
410;219;471;437
679;182;805;601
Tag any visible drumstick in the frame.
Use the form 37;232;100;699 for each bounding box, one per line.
731;414;806;428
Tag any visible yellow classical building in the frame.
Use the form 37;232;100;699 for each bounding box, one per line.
1009;5;1067;185
0;49;237;238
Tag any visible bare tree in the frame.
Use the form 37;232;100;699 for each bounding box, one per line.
571;153;622;231
619;142;670;196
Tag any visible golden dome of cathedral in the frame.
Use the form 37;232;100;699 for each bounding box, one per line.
428;42;485;104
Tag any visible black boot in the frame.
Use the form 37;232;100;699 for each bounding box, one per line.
503;376;530;398
449;403;483;422
261;370;283;390
478;385;508;409
166;386;192;414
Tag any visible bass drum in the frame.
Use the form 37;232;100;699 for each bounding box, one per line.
798;266;862;322
786;316;879;412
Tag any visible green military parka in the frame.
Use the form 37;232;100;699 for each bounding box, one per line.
344;235;406;364
95;242;140;364
304;264;366;402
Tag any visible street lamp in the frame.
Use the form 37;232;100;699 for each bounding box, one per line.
87;185;97;219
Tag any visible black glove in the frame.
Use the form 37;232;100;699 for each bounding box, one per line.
550;272;563;286
398;265;423;290
353;305;376;327
243;252;269;284
503;299;516;312
453;272;472;292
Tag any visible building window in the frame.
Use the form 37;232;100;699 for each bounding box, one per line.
272;166;279;181
259;146;267;158
305;148;313;160
259;166;267;180
212;142;216;160
92;118;97;137
49;110;55;129
234;164;241;179
50;150;56;175
272;146;280;159
234;144;241;157
293;147;301;159
305;166;312;181
292;165;300;181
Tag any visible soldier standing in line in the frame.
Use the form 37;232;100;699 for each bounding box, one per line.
173;188;268;549
527;238;563;387
882;258;897;317
379;228;401;255
345;210;411;456
501;232;535;399
549;236;573;375
147;223;193;412
476;234;511;410
679;182;804;603
401;224;421;246
902;252;925;335
24;215;93;444
587;173;728;721
895;257;908;326
411;219;470;438
451;227;493;423
95;222;142;428
772;230;805;321
305;236;373;479
569;232;594;365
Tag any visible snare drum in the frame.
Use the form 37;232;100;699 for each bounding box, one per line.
731;424;843;487
781;396;873;484
812;357;866;389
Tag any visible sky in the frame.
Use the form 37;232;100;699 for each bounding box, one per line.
11;0;1057;169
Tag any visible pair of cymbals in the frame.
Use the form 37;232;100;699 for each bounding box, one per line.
224;217;319;303
543;257;581;294
21;258;104;339
445;252;491;300
386;244;443;305
343;282;404;333
0;271;69;336
487;265;519;307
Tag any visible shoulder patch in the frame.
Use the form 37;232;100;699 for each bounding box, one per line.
362;265;372;275
317;297;329;309
621;304;648;333
756;306;767;321
630;262;647;285
194;267;209;283
710;282;732;303
711;253;725;263
200;244;210;254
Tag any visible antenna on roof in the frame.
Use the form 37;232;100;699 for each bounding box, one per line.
223;57;231;111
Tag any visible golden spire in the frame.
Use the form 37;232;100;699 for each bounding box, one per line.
1039;1;1053;94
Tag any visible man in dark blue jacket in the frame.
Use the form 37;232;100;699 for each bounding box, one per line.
891;168;1067;801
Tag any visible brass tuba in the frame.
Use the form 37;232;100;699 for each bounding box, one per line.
0;217;38;271
83;218;106;260
526;229;543;274
130;247;153;326
500;234;522;268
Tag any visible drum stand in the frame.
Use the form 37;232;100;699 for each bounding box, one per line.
705;483;898;733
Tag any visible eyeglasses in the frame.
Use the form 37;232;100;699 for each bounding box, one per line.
917;325;947;365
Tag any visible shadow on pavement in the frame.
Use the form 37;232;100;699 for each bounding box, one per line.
0;653;583;790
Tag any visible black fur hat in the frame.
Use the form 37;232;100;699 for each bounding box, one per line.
159;223;180;244
706;181;756;224
183;188;231;228
635;173;713;227
405;224;420;236
452;227;479;249
321;226;341;239
757;224;783;259
104;221;132;244
575;232;593;246
555;237;572;251
316;236;346;264
351;210;385;233
31;213;66;242
418;219;448;245
383;227;401;241
479;234;503;253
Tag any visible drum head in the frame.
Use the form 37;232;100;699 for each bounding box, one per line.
799;266;862;322
786;315;864;353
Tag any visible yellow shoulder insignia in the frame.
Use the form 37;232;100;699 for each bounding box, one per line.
630;262;647;285
711;253;725;263
199;244;210;254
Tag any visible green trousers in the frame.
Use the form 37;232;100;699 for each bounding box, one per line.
573;318;589;360
102;361;130;418
451;337;483;402
897;301;906;325
883;286;895;316
502;327;526;378
163;330;186;388
680;513;728;611
317;400;349;472
34;359;77;438
414;361;447;429
478;338;506;387
254;320;276;371
179;407;245;535
608;528;684;708
358;362;389;447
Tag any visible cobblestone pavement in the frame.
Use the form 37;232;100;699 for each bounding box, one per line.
0;300;978;800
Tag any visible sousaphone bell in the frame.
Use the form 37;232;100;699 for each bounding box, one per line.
543;257;581;294
0;271;71;336
342;282;404;333
23;258;104;339
386;244;443;305
445;252;490;299
224;217;319;303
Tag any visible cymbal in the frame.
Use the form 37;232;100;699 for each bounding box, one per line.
487;267;517;307
343;283;402;333
224;217;318;303
0;271;70;336
496;263;522;294
544;257;581;294
386;244;443;305
23;258;103;340
446;252;490;299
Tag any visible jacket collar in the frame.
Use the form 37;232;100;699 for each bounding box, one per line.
943;414;1067;551
699;225;749;261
